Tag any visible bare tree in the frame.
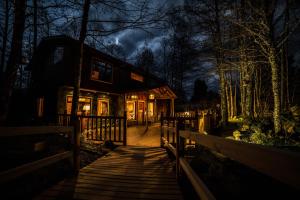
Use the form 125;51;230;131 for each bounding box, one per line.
0;0;27;124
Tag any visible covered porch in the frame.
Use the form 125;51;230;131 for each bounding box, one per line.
125;85;176;126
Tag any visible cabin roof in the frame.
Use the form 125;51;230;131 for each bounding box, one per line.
28;35;176;97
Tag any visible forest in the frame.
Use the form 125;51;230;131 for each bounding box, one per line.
0;0;300;146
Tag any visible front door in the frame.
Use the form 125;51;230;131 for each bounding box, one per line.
138;101;145;124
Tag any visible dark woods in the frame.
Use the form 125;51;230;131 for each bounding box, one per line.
0;0;300;138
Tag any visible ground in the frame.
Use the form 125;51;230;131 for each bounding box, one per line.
127;123;161;147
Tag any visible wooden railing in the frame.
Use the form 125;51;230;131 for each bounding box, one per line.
57;112;127;145
0;126;76;184
161;116;300;200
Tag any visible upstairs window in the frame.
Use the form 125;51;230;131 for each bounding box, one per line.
91;60;113;83
49;47;64;65
131;72;144;82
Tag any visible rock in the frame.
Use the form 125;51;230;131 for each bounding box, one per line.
233;130;241;140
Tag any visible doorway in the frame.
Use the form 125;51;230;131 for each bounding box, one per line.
138;101;145;124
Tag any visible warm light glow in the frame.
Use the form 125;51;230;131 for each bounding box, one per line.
149;94;155;99
83;104;91;111
131;72;144;82
127;101;136;120
131;95;138;99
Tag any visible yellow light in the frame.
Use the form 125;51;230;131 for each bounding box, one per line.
131;95;138;99
149;94;155;99
83;104;90;111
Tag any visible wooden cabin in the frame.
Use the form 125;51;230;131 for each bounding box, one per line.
29;35;176;125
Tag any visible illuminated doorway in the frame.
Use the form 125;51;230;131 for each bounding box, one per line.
97;99;109;116
126;101;136;120
138;101;145;124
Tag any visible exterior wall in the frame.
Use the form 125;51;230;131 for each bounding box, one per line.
57;86;123;117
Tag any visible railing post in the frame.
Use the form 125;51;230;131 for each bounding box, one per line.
176;120;180;180
73;118;81;174
160;112;164;147
195;110;199;132
123;111;127;146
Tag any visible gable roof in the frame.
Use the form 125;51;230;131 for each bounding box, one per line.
28;35;176;97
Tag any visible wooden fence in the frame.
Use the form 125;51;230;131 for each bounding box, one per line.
161;116;300;200
174;110;218;133
0;126;77;184
57;111;127;145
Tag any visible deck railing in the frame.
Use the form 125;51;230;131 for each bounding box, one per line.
0;126;76;184
161;116;300;200
57;112;127;145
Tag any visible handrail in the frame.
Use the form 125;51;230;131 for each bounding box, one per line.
161;115;300;199
180;158;216;200
0;126;73;137
161;136;216;200
180;130;300;190
0;126;76;183
0;151;72;183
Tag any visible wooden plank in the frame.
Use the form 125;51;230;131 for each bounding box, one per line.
78;174;177;185
48;186;181;200
0;151;72;183
0;126;73;137
36;146;183;200
72;177;180;189
55;180;182;195
180;130;300;190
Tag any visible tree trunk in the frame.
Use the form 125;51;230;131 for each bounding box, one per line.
33;0;38;51
245;77;252;120
214;0;227;126
234;80;237;117
219;71;228;125
269;47;282;134
0;0;26;124
240;71;245;117
229;73;234;119
70;0;91;122
0;0;9;76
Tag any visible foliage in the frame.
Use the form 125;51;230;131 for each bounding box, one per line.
230;112;300;149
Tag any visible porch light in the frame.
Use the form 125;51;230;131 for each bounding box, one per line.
83;104;91;111
131;95;138;99
149;94;155;99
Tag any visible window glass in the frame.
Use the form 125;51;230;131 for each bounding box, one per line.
131;72;144;82
148;102;154;117
91;60;113;83
52;47;64;64
37;97;44;117
127;101;136;120
66;96;91;115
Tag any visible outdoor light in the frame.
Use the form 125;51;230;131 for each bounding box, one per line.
149;94;155;99
131;95;138;99
83;104;91;111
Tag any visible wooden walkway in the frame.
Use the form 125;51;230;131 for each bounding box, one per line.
35;146;184;200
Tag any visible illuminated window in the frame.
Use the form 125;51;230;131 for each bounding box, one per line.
148;102;154;117
131;72;144;82
37;97;44;117
97;99;109;116
91;60;113;83
127;101;136;120
66;96;92;115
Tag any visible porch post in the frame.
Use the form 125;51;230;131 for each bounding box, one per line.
171;98;175;117
146;92;149;129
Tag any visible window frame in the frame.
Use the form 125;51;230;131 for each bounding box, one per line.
90;58;113;84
